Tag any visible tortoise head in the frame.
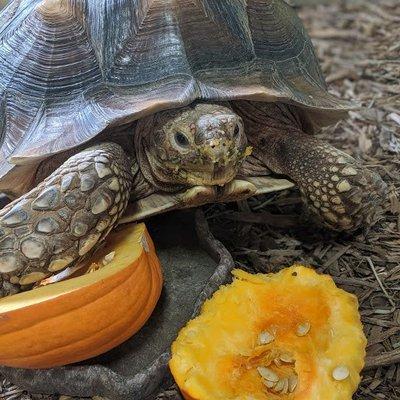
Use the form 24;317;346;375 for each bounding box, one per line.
138;103;248;189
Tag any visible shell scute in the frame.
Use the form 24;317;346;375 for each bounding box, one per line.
0;0;351;183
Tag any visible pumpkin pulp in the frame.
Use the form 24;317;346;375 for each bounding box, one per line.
170;266;366;400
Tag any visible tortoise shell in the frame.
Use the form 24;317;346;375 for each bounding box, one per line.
0;0;351;183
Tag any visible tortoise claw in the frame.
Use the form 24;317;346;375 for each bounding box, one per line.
180;180;258;208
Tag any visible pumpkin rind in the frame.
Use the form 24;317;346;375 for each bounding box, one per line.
170;265;366;400
0;223;163;369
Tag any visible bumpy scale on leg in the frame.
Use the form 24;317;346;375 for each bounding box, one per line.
251;131;387;231
0;143;132;297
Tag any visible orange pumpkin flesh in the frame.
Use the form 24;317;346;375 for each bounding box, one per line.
0;223;162;369
170;266;366;400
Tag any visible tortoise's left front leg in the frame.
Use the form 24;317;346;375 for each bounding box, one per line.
245;128;387;231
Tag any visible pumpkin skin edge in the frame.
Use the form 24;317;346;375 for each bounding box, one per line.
0;224;163;369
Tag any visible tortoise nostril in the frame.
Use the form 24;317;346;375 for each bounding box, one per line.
233;124;241;138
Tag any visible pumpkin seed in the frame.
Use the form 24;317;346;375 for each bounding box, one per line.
296;321;311;336
279;377;289;394
288;374;298;393
257;366;279;382
262;378;276;389
141;234;150;252
273;358;282;367
102;251;116;266
332;365;350;381
273;379;285;393
279;353;295;363
258;330;275;345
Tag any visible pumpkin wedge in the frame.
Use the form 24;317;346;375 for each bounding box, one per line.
0;223;162;369
170;265;366;400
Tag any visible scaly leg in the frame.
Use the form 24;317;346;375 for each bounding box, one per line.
236;100;387;231
248;129;387;231
0;143;132;297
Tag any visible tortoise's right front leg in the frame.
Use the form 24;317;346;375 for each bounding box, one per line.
0;143;132;297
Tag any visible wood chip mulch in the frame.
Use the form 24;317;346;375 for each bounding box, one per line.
1;0;399;399
207;1;400;399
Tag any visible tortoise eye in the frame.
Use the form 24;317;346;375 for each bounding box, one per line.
174;132;190;148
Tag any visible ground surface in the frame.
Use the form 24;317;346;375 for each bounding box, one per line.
1;0;399;399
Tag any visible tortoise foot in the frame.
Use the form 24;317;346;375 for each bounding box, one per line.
299;146;387;231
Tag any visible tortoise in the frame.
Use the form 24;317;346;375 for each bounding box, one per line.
0;0;386;297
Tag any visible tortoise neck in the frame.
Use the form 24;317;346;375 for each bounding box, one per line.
233;101;307;176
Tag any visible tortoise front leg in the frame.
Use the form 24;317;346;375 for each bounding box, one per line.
246;130;387;231
0;143;132;297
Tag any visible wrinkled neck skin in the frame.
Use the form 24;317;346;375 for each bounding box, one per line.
232;101;307;176
97;124;159;201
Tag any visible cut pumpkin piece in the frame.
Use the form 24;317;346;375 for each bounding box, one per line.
170;265;366;400
0;223;163;369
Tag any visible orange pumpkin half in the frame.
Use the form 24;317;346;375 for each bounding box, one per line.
170;265;366;400
0;223;162;369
